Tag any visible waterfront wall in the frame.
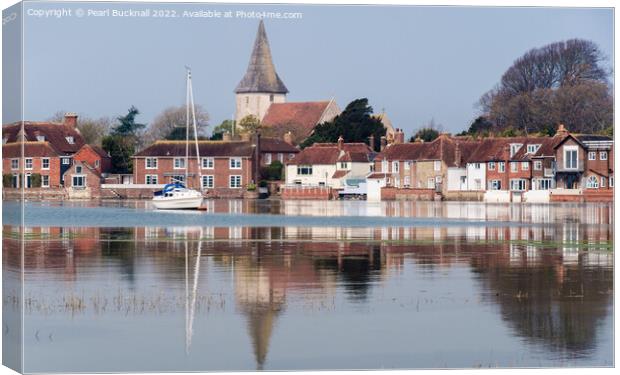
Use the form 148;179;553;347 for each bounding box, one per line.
281;186;334;200
381;187;435;201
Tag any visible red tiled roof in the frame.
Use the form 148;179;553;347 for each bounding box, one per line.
2;141;60;158
89;144;111;158
380;135;473;167
288;142;373;165
331;170;349;179
367;173;389;179
261;101;331;139
259;137;299;153
134;141;255;158
2;122;85;155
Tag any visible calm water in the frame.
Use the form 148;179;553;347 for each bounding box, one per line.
2;200;614;372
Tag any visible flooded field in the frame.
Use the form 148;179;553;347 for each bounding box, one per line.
2;200;614;372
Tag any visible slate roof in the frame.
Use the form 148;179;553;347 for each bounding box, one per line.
261;101;332;139
235;20;288;94
134;141;255;158
2;141;60;158
288;143;374;165
575;134;613;142
2;121;85;155
259;137;299;153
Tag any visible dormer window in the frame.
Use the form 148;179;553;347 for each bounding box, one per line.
526;144;540;154
36;135;45;142
509;143;522;157
76;165;82;174
66;136;74;144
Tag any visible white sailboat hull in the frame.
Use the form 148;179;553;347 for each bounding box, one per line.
152;195;203;209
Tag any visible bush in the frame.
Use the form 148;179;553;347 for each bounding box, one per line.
246;182;257;191
3;174;13;188
258;180;268;188
260;160;284;181
30;173;42;188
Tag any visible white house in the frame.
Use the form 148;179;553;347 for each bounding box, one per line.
285;138;375;190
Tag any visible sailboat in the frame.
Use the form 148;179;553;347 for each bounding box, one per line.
152;68;204;210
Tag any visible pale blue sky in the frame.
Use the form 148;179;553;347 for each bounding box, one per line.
17;2;614;136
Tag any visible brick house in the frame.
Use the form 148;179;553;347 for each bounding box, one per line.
73;144;112;175
574;134;613;190
62;160;103;199
133;140;259;198
258;135;299;167
2;142;62;188
2;113;86;187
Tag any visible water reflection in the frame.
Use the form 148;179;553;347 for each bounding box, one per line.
3;214;613;371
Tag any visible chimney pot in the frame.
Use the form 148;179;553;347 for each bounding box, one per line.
380;136;387;151
63;112;78;129
337;135;344;150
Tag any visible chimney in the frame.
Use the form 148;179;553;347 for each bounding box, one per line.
63;112;78;129
223;131;232;142
380;136;387;152
455;143;461;168
394;128;405;144
283;131;294;145
337;135;344;151
368;134;375;150
555;123;569;137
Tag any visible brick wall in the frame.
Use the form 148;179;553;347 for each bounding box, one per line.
381;187;435;201
281;186;333;200
2;156;62;188
74;145;111;174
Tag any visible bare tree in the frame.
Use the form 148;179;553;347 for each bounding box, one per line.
146;104;210;143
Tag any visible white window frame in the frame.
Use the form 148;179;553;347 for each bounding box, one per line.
427;177;436;189
24;158;33;170
382;160;388;172
564;146;578;170
297;165;313;175
527;144;540;154
600;151;608;161
521;162;529;171
145;175;158;185
65;136;75;144
586;175;599;189
488;162;495;171
229;157;242;169
509;144;522;157
202;157;214;169
62;158;70;165
404;161;411;171
404;176;411;187
600;176;606;188
36;135;45;142
41;158;50;170
11;158;19;170
173;158;186;169
41;175;49;188
588;151;596;160
533;161;542;170
498;162;505;173
510;162;518;172
75;165;83;174
229;175;242;188
392;161;399;173
72;175;86;188
202;175;214;189
489;180;501;190
510;179;527;191
264;153;272;165
434;160;441;171
145;157;158;169
474;163;481;170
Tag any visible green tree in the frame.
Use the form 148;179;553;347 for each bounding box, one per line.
461;116;494;137
410;119;442;142
102;106;146;173
210;119;235;140
301;98;385;151
112;106;146;136
238;115;261;134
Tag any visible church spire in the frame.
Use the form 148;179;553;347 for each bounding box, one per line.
235;20;288;94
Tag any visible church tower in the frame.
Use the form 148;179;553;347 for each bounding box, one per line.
235;20;288;123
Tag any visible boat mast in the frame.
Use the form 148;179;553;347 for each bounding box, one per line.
185;68;190;185
187;68;203;191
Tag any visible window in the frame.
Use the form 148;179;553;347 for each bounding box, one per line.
498;162;505;173
264;153;272;165
564;146;578;169
297;165;313;175
510;162;518;172
229;157;242;169
174;158;185;169
488;162;495;171
394;177;400;188
25;158;33;170
36;135;45;142
510;179;527;191
41;175;49;188
601;177;606;188
404;176;411;187
76;165;82;174
474;163;481;169
404;161;412;171
145;175;158;184
41;158;50;170
521;162;529;171
11;159;19;170
534;161;542;170
534;178;552;190
474;179;482;190
65;136;74;144
229;175;242;188
527;144;540;154
427;178;436;189
72;175;85;187
586;175;599;189
588;151;596;160
434;160;441;171
202;175;214;189
95;160;100;168
269;94;274;103
509;144;522;157
201;157;214;169
489;180;501;190
382;160;388;172
610;176;614;187
171;175;185;184
392;161;399;173
340;162;348;169
600;151;608;160
62;158;70;165
146;158;158;169
11;174;18;188
278;153;284;162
